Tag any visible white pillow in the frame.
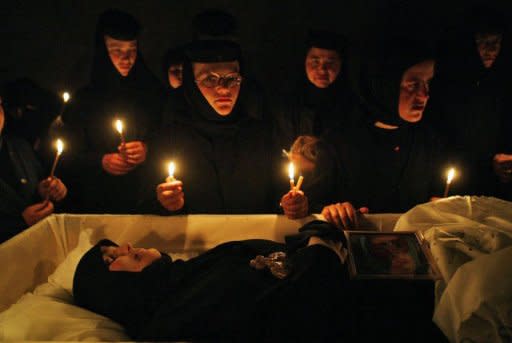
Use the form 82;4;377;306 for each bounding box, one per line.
48;228;95;295
0;283;129;341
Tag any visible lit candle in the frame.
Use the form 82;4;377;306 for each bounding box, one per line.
443;168;456;198
288;162;295;190
115;119;125;145
56;91;71;122
295;175;304;192
166;161;176;183
49;139;64;179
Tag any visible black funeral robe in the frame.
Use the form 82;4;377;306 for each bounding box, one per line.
142;83;276;214
428;29;512;198
59;13;165;213
326;116;444;213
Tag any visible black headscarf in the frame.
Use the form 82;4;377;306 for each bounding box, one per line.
360;37;435;126
90;9;160;91
72;239;176;338
301;29;348;106
178;39;246;137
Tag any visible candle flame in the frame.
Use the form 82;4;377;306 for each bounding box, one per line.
56;139;64;155
62;92;70;103
446;168;455;184
168;161;176;179
288;162;295;181
115;119;123;134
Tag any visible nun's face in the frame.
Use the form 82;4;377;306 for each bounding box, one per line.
168;64;183;89
305;47;341;88
104;35;138;76
475;33;502;68
193;61;242;116
398;59;434;123
101;243;161;272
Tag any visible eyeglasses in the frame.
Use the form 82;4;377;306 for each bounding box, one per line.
195;73;243;88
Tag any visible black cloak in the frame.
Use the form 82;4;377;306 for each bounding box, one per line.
324;37;445;213
140;39;277;214
59;9;165;213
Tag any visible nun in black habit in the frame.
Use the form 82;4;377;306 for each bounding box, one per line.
72;221;353;341
59;9;165;213
73;220;446;342
427;6;512;199
321;38;446;228
272;29;358;151
141;39;277;214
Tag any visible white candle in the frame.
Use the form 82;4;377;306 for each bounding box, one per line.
115;119;125;145
49;139;64;179
166;161;176;183
443;168;456;197
288;162;295;190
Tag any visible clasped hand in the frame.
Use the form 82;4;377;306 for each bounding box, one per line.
156;180;185;212
102;141;147;175
38;177;67;202
280;189;308;219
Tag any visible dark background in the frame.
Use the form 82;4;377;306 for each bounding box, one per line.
1;0;510;94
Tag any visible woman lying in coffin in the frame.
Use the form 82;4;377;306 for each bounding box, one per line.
72;220;443;342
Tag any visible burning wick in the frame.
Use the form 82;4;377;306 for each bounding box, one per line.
288;162;295;190
45;139;64;201
62;92;70;103
443;168;456;198
166;161;176;183
49;139;64;179
115;119;125;145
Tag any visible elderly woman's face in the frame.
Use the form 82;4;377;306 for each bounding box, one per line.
101;243;161;272
398;59;434;123
193;61;242;116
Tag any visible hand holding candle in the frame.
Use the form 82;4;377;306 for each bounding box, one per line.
281;162;308;219
443;168;456;198
157;161;184;211
43;139;67;202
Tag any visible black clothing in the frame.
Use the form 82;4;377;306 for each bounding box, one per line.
326;115;444;213
73;220;445;342
273;32;356;151
0;134;43;243
142;85;276;214
60;13;165;213
141;43;277;214
429;30;512;198
1;78;61;157
323;41;443;213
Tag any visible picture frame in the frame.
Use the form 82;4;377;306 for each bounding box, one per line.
344;231;441;280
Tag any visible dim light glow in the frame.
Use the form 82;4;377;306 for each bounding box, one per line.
115;119;123;135
168;161;176;180
446;168;455;184
62;92;70;103
56;139;64;155
288;162;295;181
